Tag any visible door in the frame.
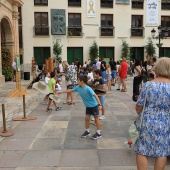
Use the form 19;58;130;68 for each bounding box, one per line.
159;47;170;58
67;47;83;65
131;47;144;62
99;47;114;62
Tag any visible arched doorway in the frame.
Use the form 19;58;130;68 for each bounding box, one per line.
1;17;13;53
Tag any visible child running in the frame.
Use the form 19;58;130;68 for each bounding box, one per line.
58;75;102;140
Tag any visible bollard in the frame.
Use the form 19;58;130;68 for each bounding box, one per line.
0;104;14;137
13;95;37;121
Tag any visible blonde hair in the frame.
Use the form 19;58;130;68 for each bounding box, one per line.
153;57;170;79
62;61;69;69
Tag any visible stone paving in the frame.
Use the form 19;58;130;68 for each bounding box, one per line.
0;77;170;170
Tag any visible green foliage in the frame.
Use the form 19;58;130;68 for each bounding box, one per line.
1;48;13;81
89;41;99;64
145;37;156;57
53;41;63;65
121;40;130;62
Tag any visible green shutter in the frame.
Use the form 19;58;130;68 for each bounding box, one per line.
137;47;144;62
107;48;114;58
67;48;74;64
99;47;106;58
43;47;50;64
165;48;170;58
34;47;42;65
159;48;164;58
75;48;83;66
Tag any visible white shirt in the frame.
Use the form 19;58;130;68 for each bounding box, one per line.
87;72;94;81
96;61;101;69
59;64;63;73
70;65;76;73
12;61;16;70
45;77;50;84
147;65;152;71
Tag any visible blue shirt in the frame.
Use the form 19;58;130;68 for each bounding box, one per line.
72;85;98;108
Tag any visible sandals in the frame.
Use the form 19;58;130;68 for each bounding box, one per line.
63;101;70;104
121;89;127;92
68;102;75;105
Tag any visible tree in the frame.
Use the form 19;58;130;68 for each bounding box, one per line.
89;41;99;65
121;39;130;61
145;37;156;57
53;41;63;66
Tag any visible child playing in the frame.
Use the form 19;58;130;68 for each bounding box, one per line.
46;72;61;112
58;75;102;140
87;67;94;82
106;64;112;93
92;69;106;120
41;72;50;105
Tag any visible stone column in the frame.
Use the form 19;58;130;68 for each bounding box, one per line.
12;9;19;57
0;21;5;83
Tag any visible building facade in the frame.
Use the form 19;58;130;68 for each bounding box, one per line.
0;0;23;83
22;0;170;68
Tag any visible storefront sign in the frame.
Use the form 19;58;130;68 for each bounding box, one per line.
146;0;158;25
87;0;96;18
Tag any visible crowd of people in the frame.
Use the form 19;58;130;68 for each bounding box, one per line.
32;56;170;170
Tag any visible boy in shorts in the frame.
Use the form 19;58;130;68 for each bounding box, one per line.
46;72;61;112
58;75;102;140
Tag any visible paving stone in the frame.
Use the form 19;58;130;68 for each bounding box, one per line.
64;137;97;150
58;168;99;170
0;151;25;168
43;121;69;129
116;115;136;122
0;138;34;150
47;115;71;121
29;138;64;150
19;150;61;167
16;121;45;129
16;168;58;170
60;150;99;167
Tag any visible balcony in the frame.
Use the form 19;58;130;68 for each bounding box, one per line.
100;26;115;36
162;2;170;10
67;26;82;36
131;27;144;37
132;2;143;9
68;1;81;7
34;25;49;36
101;0;113;8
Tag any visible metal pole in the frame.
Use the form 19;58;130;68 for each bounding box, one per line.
158;33;161;58
2;104;7;132
23;95;26;118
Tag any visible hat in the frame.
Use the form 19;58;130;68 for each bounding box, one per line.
49;94;60;103
32;81;50;94
94;84;106;96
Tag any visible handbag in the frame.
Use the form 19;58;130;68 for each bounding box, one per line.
129;83;150;145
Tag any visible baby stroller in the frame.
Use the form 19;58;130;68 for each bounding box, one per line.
27;72;43;89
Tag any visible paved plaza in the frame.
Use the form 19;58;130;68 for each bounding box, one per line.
0;77;170;170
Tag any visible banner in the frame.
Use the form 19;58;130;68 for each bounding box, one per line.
146;0;158;25
87;0;96;18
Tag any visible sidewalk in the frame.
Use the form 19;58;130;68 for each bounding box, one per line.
0;77;170;169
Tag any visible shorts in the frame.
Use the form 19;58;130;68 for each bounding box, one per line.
47;93;53;100
99;96;105;106
111;70;116;79
107;74;112;80
86;105;99;117
13;70;16;75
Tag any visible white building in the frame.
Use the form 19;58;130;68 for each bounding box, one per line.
21;0;170;68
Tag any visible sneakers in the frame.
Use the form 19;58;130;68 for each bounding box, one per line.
124;140;133;151
46;108;52;112
100;115;105;120
91;116;95;121
91;132;102;140
56;107;62;111
81;131;91;138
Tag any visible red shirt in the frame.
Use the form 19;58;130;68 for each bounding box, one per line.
119;61;128;79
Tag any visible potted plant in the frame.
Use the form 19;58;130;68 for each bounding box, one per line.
53;41;63;66
89;41;99;65
1;48;13;81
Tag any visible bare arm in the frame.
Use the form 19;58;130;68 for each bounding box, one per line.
94;94;102;110
135;104;143;115
58;89;72;94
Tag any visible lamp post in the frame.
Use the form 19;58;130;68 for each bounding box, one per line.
151;25;169;58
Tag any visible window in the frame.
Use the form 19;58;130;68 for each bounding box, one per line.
68;0;81;7
159;47;170;58
131;15;144;37
101;0;113;8
34;0;48;6
100;14;114;36
68;13;82;36
99;47;114;59
161;16;170;37
162;0;170;10
34;12;49;36
132;0;144;9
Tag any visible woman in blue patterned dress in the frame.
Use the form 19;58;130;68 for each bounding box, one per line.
134;57;170;170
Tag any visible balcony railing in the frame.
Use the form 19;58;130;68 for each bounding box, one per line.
68;1;81;7
34;25;49;36
101;1;113;8
68;26;82;36
162;3;170;10
131;27;144;37
100;26;115;36
132;2;143;9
